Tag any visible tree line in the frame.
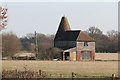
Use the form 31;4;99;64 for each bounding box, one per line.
85;27;118;53
2;27;119;60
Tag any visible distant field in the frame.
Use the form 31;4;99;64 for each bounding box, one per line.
95;53;119;60
2;60;118;78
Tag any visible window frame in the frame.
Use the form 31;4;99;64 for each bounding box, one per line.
84;42;88;46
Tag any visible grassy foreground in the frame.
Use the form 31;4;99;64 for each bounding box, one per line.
2;60;119;78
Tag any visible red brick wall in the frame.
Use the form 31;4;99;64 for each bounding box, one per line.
76;42;95;61
91;51;95;60
76;51;81;61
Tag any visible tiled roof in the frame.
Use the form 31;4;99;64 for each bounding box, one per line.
77;31;95;41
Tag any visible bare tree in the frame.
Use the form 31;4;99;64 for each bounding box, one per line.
118;32;120;52
86;27;118;52
20;33;56;60
107;30;118;52
107;30;118;41
87;26;103;36
2;32;21;57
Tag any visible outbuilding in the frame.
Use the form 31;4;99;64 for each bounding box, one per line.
54;16;95;61
12;52;36;60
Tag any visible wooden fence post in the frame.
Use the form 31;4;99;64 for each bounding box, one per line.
72;72;74;80
60;74;62;78
39;70;42;76
112;74;115;80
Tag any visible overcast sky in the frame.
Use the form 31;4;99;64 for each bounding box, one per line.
1;2;118;37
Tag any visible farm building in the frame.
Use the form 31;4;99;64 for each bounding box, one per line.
12;53;36;60
54;16;95;61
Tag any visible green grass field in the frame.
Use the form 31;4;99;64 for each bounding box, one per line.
2;60;118;78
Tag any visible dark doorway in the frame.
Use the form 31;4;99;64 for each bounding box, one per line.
81;51;91;60
65;52;70;60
